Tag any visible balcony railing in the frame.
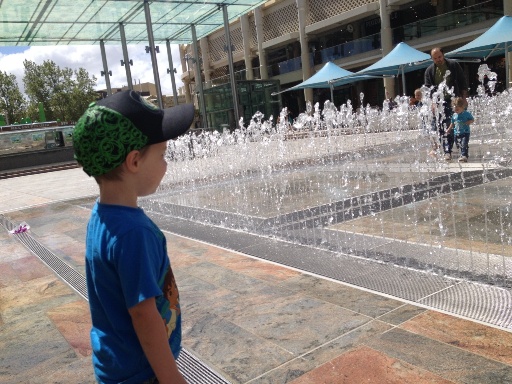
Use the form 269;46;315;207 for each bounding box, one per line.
208;0;502;84
315;34;381;66
210;69;249;86
268;56;302;77
395;0;502;43
208;67;265;87
266;34;381;77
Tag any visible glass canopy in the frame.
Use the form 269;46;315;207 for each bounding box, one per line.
0;0;266;46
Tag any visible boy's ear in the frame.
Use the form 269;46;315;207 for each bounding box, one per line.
124;149;142;173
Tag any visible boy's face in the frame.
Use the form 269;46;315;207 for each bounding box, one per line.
453;105;464;114
137;141;169;197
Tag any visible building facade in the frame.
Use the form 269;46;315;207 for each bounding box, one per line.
180;0;508;124
98;82;187;109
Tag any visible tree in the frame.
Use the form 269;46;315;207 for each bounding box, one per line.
23;59;97;122
67;68;98;121
23;60;60;121
0;71;26;125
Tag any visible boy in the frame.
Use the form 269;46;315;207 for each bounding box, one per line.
446;96;474;163
409;88;423;107
73;90;194;383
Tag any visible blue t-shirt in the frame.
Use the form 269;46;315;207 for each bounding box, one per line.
85;201;182;384
451;110;474;135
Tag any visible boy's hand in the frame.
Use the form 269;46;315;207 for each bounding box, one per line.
129;298;187;384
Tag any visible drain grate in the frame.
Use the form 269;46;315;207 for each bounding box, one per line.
0;215;88;300
0;215;231;384
177;350;232;384
148;213;512;331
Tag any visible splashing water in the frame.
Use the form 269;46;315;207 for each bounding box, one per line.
477;64;498;95
150;64;512;287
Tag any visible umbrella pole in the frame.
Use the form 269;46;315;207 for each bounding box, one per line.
506;42;510;90
330;83;334;103
401;66;406;95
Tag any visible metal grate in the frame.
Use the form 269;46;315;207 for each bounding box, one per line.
0;214;232;384
148;213;512;331
208;26;243;63
309;0;375;25
262;2;299;42
177;350;231;384
0;215;89;300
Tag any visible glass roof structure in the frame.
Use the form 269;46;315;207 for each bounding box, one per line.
0;0;266;46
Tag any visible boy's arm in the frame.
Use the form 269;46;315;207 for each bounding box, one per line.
465;112;474;125
129;298;187;384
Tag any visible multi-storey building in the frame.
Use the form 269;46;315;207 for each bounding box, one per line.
179;0;508;129
99;82;188;109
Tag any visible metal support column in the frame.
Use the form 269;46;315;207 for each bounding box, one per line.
191;24;208;129
180;45;192;104
240;14;253;80
166;40;179;106
254;7;268;79
143;0;163;108
119;23;133;90
100;40;112;96
200;37;212;88
222;4;240;127
296;0;313;103
379;0;395;96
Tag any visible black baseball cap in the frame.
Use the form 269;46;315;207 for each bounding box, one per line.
73;90;194;177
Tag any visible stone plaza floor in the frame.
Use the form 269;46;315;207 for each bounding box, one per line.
1;165;512;383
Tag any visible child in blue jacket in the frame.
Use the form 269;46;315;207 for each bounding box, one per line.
446;97;474;162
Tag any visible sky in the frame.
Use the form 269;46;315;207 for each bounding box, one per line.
0;44;186;96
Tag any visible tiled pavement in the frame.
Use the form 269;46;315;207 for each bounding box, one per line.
1;168;512;384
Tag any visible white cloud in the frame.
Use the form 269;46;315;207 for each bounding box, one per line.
0;44;185;96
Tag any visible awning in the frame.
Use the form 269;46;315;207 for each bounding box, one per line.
280;62;355;92
446;16;512;88
446;16;512;60
331;42;432;91
0;0;268;45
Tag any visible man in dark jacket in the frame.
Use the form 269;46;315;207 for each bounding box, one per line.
424;47;468;160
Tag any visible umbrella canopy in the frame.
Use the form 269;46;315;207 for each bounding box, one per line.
446;16;512;60
446;16;512;88
280;61;355;93
356;42;431;77
273;61;358;100
331;42;431;90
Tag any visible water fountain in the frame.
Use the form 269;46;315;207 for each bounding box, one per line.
140;67;512;327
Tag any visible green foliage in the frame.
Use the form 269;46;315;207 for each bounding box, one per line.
0;70;26;125
25;102;41;122
22;59;98;122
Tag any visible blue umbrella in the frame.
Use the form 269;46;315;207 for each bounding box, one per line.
273;61;355;100
331;42;432;92
446;16;512;88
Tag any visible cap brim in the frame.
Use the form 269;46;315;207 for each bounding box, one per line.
161;103;195;141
